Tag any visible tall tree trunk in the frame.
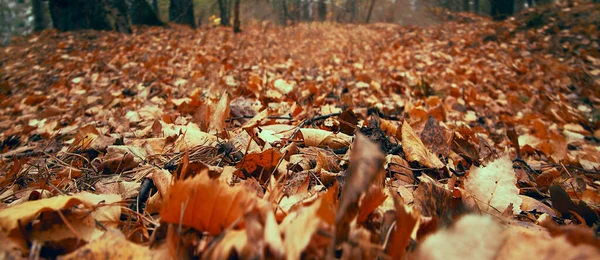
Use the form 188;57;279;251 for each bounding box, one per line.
233;0;241;33
514;0;524;13
169;0;196;28
302;0;310;21
218;0;230;26
526;0;533;7
105;0;132;33
131;0;164;26
348;0;356;23
152;0;159;11
317;0;326;21
32;0;49;31
365;0;376;23
490;0;514;20
49;0;112;31
294;0;300;23
474;0;480;13
463;0;469;11
282;0;290;25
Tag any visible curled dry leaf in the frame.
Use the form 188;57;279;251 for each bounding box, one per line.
385;194;419;259
335;133;385;244
300;128;352;149
208;93;230;134
401;120;444;168
463;154;522;215
160;172;254;235
234;148;283;183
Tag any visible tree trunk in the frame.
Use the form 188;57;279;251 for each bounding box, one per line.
105;0;132;33
526;0;533;7
463;0;469;11
32;0;49;31
474;0;480;13
169;0;195;28
49;0;112;31
365;0;376;23
490;0;514;20
317;0;326;21
294;0;300;23
218;0;230;26
514;0;524;13
282;0;290;25
131;0;164;26
152;0;159;12
233;0;241;33
348;0;356;23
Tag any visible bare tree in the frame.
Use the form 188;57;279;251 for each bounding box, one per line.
170;0;195;28
106;0;132;33
490;0;514;20
366;0;376;23
318;0;326;21
32;0;49;31
233;0;241;33
131;0;164;26
218;0;230;26
152;0;159;12
49;0;113;31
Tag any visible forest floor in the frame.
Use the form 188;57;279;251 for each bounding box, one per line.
1;2;600;259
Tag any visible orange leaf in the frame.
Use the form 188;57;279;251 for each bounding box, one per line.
160;172;254;235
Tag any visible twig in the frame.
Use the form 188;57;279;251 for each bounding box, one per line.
289;112;343;140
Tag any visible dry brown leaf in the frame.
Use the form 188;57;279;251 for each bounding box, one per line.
234;148;283;183
0;192;121;236
208;93;230;134
281;185;337;259
160;172;254;235
335;133;385;245
300;128;352;149
357;186;387;224
385;194;419;259
401;120;444;168
59;229;152;260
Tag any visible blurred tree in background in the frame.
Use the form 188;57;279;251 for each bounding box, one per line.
2;0;596;46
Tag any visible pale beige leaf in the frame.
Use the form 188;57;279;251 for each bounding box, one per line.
464;155;522;215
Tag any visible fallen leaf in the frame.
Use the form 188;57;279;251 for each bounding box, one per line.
59;229;151;259
335;133;385;245
463;154;522;215
160;172;254;235
401;120;444;168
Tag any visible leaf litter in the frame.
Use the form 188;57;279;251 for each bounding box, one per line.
1;3;600;259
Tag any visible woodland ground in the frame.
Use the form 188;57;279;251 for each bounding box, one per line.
0;2;599;260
